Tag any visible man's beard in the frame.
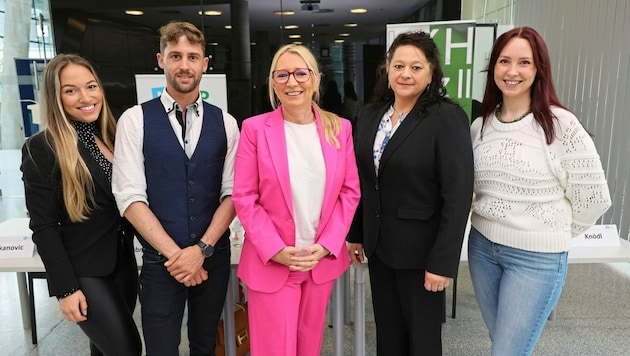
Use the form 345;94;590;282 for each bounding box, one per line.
168;72;200;94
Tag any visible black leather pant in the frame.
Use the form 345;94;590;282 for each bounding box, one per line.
77;236;141;356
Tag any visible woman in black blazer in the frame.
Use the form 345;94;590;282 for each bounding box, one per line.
347;32;474;355
21;54;141;356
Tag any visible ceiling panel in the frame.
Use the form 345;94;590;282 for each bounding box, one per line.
50;0;430;45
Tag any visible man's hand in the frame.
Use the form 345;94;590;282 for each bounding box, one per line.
183;267;209;287
59;290;88;322
165;246;207;284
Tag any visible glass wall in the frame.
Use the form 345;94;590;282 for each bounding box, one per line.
0;0;55;103
30;0;56;60
0;0;53;218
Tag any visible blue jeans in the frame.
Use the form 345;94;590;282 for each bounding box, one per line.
468;227;568;356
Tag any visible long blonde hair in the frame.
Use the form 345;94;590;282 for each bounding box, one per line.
268;44;341;148
39;54;116;222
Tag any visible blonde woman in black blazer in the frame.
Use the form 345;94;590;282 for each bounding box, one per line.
21;54;141;356
347;32;473;356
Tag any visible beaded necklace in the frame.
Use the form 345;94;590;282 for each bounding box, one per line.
496;107;531;123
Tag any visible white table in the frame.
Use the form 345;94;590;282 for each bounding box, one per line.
459;229;630;263
0;218;44;340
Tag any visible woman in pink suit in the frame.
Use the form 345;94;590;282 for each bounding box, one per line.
232;44;360;356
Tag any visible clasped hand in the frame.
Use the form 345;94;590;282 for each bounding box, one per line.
272;243;330;272
165;246;209;287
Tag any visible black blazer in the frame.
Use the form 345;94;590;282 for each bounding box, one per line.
348;99;473;278
21;131;133;297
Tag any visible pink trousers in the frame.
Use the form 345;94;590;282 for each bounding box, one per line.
247;270;334;356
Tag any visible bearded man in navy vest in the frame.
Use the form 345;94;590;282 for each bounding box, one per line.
112;21;240;356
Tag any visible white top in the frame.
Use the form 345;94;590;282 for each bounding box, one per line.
470;107;611;253
112;90;240;215
373;106;407;174
284;120;325;248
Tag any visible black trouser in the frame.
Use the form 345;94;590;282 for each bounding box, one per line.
369;252;445;356
77;236;141;356
139;240;231;356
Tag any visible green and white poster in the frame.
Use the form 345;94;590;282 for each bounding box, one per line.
386;20;484;120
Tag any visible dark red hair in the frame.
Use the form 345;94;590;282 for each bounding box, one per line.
478;27;568;144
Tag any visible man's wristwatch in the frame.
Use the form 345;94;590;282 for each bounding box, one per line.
196;240;214;258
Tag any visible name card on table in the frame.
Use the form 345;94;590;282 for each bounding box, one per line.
572;224;620;247
0;235;36;258
133;238;143;260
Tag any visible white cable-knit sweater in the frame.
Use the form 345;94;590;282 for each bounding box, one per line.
470;107;611;253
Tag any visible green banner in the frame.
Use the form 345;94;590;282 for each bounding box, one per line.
387;21;477;120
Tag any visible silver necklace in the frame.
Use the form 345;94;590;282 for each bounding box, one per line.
392;105;410;119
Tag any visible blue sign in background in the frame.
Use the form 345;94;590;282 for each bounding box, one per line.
150;86;210;100
15;58;45;137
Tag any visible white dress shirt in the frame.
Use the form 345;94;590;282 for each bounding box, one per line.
112;91;240;215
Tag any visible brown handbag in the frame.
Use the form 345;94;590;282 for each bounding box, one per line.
216;303;250;356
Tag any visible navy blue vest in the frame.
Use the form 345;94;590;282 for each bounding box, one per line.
141;98;228;248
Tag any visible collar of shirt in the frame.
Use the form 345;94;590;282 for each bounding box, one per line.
385;105;395;118
158;90;204;157
159;90;203;118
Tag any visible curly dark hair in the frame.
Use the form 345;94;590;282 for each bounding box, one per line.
371;31;454;112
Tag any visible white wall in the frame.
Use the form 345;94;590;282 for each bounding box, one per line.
461;0;515;25
515;0;630;240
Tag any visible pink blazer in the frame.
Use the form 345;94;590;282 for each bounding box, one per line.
232;106;360;293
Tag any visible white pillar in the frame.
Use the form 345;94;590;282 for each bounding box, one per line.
1;0;32;149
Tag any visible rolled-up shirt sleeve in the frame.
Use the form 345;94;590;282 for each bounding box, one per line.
220;111;240;201
112;105;148;215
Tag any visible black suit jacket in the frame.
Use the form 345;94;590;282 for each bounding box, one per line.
348;99;473;278
21;131;132;297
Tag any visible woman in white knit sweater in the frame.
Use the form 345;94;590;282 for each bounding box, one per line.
469;26;611;356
